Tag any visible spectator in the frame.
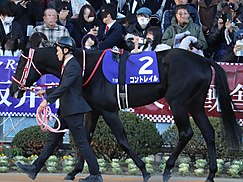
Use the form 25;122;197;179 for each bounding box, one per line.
56;6;75;35
124;7;152;51
143;0;164;14
207;0;243;61
81;33;99;50
161;0;200;33
47;0;73;19
26;32;48;48
31;8;70;46
70;0;90;19
118;0;143;17
0;0;24;54
132;26;171;53
161;5;207;49
71;4;102;48
97;3;123;50
221;29;243;62
0;33;22;56
191;0;220;36
12;0;44;44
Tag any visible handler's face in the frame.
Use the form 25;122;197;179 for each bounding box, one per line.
56;46;63;61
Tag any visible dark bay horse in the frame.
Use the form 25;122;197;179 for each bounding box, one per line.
10;47;242;182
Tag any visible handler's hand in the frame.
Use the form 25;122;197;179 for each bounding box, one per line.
36;90;46;97
39;99;48;110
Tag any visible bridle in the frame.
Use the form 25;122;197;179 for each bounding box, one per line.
12;48;43;92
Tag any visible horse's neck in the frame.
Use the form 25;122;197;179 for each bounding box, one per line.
36;48;61;78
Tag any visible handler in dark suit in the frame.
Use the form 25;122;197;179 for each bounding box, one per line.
97;3;123;50
16;36;103;182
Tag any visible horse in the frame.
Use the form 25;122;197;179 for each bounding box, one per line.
9;47;242;182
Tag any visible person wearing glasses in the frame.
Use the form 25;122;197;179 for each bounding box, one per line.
161;5;207;50
161;0;200;33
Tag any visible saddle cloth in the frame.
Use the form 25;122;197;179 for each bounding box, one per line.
102;50;160;84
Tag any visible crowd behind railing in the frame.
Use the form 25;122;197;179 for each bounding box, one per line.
0;0;243;62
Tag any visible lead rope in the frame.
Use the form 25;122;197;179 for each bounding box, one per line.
36;96;68;133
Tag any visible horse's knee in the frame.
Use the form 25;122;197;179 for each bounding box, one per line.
179;129;194;142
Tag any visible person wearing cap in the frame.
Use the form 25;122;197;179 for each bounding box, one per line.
97;3;123;50
124;7;152;51
56;5;75;35
15;36;103;182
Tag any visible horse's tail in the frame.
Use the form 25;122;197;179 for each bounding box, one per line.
208;59;242;150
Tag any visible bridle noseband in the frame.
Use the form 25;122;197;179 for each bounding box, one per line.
12;48;43;92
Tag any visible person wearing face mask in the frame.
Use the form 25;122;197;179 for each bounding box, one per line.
124;7;152;51
0;0;24;54
162;5;207;50
71;4;102;48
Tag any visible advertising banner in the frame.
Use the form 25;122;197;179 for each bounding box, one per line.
0;56;242;126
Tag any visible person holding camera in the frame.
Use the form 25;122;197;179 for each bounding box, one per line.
207;0;243;61
220;28;243;62
12;0;44;45
71;4;102;48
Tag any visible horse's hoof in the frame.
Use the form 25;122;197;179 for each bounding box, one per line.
64;174;75;181
205;179;214;182
143;173;151;182
163;173;171;182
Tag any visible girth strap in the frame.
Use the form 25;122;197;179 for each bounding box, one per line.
117;51;129;109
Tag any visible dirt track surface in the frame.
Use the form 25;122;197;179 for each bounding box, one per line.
0;173;241;182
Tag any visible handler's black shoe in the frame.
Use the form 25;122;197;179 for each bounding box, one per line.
15;162;37;180
78;174;103;182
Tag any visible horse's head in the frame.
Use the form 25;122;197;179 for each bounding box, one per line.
10;47;61;98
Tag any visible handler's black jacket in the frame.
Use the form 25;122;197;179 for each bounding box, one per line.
46;57;91;116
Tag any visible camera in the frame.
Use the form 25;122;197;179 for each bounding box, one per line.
219;12;232;23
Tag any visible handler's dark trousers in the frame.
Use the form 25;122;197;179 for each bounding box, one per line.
33;113;99;175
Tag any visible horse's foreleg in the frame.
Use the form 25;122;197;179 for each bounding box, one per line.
191;111;217;182
102;110;151;182
64;111;100;181
163;105;193;182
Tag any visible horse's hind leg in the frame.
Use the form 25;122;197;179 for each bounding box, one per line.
64;111;100;180
163;105;193;182
102;110;151;182
191;109;217;182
